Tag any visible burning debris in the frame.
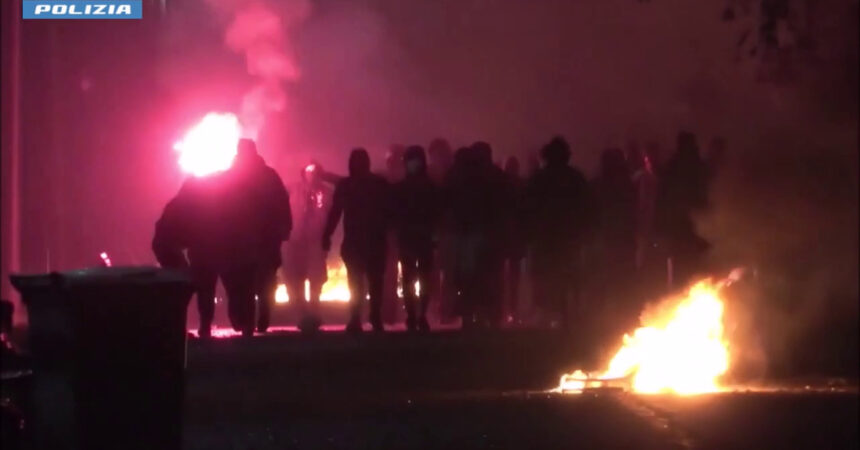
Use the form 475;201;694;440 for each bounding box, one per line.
558;274;736;395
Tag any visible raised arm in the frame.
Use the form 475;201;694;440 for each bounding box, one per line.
319;168;345;186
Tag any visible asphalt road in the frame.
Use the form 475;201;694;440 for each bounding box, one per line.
183;330;859;450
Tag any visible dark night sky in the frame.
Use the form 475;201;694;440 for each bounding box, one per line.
165;0;781;168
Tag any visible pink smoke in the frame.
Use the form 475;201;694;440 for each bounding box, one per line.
213;0;311;138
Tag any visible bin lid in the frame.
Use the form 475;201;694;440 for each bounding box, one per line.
10;266;191;290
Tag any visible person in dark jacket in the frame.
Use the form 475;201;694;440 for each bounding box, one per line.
626;142;663;315
525;136;591;331
591;148;637;277
394;145;441;331
323;148;392;333
591;147;638;336
153;172;229;338
383;145;407;325
154;139;291;338
655;131;711;289
427;138;457;323
445;142;509;328
626;144;659;271
152;197;191;271
502;156;527;324
223;139;292;334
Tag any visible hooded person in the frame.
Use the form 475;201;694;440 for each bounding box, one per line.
627;143;659;270
626;142;662;316
592;148;637;271
427;138;454;185
323;148;392;333
655;131;711;288
220;138;292;335
502;156;527;324
382;145;407;325
152;196;191;271
153;171;231;338
444;142;509;328
525;136;591;331
393;145;442;331
426;139;456;322
474;142;511;327
591;147;638;338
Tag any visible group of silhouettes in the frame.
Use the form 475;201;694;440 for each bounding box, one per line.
153;131;720;338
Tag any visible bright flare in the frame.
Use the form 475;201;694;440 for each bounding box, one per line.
174;112;242;177
559;278;730;395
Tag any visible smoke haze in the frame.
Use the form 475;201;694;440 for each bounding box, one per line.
157;0;857;375
3;0;856;372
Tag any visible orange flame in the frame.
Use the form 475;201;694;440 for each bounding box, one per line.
320;262;351;302
559;277;731;395
274;260;421;303
274;261;351;303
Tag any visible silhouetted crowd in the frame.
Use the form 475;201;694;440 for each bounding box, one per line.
154;131;721;338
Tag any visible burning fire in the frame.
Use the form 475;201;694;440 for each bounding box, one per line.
559;277;731;395
274;260;421;303
274;284;289;303
321;263;352;301
275;262;351;303
174;112;242;177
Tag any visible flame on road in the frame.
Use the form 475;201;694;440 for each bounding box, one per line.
559;277;730;395
275;260;421;303
174;112;242;177
320;263;352;301
275;262;350;303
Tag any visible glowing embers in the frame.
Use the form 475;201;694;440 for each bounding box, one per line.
174;112;242;177
559;278;730;395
